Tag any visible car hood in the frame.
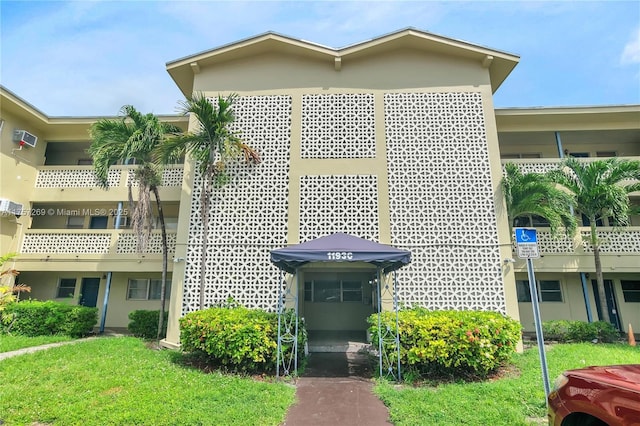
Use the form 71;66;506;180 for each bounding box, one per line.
565;365;640;392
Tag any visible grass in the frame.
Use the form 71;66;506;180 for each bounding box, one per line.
374;342;640;426
0;334;72;353
1;336;637;425
0;336;295;425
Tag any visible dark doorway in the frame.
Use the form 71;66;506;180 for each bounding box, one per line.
89;216;108;229
592;279;622;330
80;278;100;307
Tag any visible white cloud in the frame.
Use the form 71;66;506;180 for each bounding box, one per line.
621;27;640;65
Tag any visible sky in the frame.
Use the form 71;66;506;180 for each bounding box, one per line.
1;0;639;117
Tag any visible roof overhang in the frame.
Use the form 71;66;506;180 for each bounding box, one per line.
166;28;520;97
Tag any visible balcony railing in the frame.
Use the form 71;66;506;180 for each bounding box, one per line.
21;229;177;255
516;227;640;255
501;156;640;175
35;165;184;189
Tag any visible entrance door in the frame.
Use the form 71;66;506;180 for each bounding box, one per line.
89;216;108;229
302;271;375;350
80;278;100;307
592;279;622;330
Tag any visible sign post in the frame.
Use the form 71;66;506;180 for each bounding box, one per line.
515;228;551;398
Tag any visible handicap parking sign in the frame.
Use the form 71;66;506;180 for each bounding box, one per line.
514;228;539;259
515;228;537;244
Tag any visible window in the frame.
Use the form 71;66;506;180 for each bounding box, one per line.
621;281;640;303
596;151;617;157
89;216;108;229
516;280;562;302
539;280;563;302
77;158;93;165
57;278;77;298
304;279;363;303
127;278;170;300
516;280;532;302
66;216;85;229
114;216;131;229
342;281;363;302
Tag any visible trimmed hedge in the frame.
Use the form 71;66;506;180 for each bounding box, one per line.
128;310;168;339
1;300;97;337
542;320;619;343
180;306;306;374
368;309;522;379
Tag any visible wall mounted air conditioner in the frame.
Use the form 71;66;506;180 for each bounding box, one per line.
13;129;38;148
0;199;24;217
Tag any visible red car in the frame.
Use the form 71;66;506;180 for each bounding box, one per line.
548;364;640;426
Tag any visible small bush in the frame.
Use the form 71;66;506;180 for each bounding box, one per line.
542;320;571;341
1;300;97;337
368;309;522;379
179;306;306;374
128;310;168;339
543;320;619;343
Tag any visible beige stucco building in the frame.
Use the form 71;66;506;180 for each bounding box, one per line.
1;29;638;349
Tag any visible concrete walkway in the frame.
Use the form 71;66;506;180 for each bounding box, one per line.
0;338;95;361
282;352;392;426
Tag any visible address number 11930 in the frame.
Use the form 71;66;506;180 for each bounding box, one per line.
326;252;353;260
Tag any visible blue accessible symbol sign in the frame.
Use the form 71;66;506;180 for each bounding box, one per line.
515;228;537;244
514;228;540;259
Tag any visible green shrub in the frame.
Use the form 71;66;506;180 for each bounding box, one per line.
59;305;99;337
128;310;168;339
179;306;306;374
368;309;522;379
542;320;619;343
542;320;571;341
1;300;97;337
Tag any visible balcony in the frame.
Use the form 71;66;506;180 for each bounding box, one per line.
35;164;183;188
31;165;184;202
17;229;178;272
511;227;640;273
501;156;640;174
501;157;640;198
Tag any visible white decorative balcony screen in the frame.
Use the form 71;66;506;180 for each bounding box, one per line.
385;91;507;313
301;94;376;159
181;95;292;313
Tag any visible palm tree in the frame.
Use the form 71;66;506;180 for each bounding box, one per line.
159;93;260;310
89;106;182;340
502;162;577;237
548;157;640;324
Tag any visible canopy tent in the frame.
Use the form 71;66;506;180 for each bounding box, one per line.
270;233;411;381
270;232;411;273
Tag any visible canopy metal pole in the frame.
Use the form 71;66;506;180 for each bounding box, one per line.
276;270;284;379
376;268;383;378
393;271;401;382
293;267;299;375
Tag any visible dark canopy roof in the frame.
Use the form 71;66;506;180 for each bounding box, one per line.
270;233;411;274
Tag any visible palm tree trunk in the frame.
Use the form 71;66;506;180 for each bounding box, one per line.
198;167;212;310
152;185;168;341
590;220;611;324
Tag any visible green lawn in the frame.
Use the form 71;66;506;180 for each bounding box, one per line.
0;334;72;353
0;337;295;426
1;336;638;426
375;342;640;426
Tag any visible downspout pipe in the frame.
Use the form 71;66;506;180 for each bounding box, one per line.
555;132;564;159
580;272;594;323
99;201;123;334
557;132;592;322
